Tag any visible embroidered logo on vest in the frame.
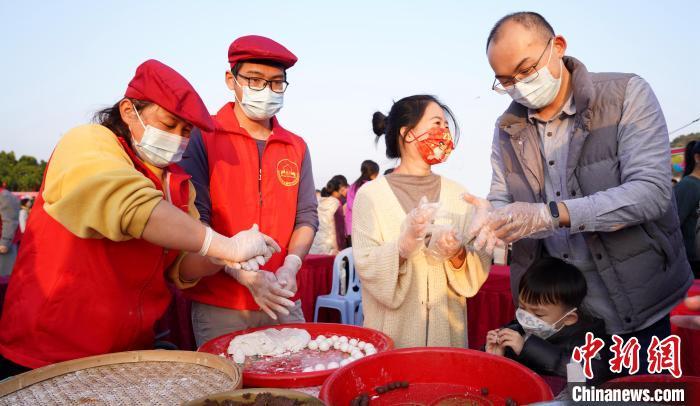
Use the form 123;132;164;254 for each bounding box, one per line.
277;159;300;187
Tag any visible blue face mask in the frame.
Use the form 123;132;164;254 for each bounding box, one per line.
132;104;189;168
234;77;284;121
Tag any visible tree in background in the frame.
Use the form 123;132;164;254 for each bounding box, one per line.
671;132;700;148
0;151;47;191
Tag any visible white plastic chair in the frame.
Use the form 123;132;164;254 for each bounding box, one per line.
314;248;354;324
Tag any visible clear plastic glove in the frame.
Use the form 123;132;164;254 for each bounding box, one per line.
425;224;464;262
462;193;503;256
224;266;295;320
398;196;440;259
488;202;556;244
208;224;281;268
275;254;302;295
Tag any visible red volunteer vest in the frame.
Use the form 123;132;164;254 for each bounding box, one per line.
183;103;306;310
0;135;190;369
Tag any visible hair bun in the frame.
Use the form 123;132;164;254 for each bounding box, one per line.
372;111;387;136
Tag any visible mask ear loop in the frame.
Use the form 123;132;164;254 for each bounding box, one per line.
131;101;147;130
552;307;577;329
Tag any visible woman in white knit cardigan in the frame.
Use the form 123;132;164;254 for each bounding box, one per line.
352;95;492;348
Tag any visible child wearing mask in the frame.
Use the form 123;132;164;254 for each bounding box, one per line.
485;257;607;384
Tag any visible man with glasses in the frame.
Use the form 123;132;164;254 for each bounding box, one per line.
472;12;692;378
181;35;318;346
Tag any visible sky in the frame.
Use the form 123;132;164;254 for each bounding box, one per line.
1;0;699;196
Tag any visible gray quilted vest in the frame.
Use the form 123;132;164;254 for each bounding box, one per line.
494;56;693;332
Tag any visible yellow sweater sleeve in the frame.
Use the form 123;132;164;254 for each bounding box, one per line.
42;124;164;241
166;182;202;289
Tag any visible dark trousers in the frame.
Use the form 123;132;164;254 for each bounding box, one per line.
0;354;30;381
599;315;671;382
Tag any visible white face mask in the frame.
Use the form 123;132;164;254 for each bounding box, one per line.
506;43;562;110
516;307;576;340
234;77;284;121
131;105;189;168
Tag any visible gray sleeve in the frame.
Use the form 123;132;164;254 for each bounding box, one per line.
487;126;514;208
565;76;673;233
294;145;319;231
179;128;212;225
0;191;20;246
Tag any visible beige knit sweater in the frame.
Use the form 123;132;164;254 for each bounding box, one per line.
352;175;491;348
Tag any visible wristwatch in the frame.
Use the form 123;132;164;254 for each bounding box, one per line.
548;201;560;228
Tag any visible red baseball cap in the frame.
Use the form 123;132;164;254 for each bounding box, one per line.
228;35;297;70
124;59;214;132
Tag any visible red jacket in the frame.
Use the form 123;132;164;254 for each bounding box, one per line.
0;137;190;369
183;103;306;310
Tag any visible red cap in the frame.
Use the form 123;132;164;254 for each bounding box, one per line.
124;59;214;132
228;35;297;70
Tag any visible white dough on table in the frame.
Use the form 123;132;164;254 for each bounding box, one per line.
227;328;311;357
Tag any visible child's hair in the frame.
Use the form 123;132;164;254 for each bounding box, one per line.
320;177;343;197
518;257;587;309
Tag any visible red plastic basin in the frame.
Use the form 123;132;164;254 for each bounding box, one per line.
198;322;394;388
320;347;553;405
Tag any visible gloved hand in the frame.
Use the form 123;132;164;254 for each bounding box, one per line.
425;224;464;262
275;254;302;295
488;202;556;244
463;193;502;256
398;196;440;259
206;224;281;268
224;266;295;320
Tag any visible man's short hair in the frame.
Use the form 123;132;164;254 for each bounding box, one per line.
486;11;555;52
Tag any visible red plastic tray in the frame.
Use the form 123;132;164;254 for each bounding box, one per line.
198;322;394;388
320;347;553;405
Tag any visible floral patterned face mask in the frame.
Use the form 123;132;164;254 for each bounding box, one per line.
516;307;577;339
405;127;455;165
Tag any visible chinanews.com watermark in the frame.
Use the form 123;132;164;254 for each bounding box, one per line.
572;384;686;404
566;334;695;404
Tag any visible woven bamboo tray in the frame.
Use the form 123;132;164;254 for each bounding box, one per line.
184;388;325;405
0;350;241;405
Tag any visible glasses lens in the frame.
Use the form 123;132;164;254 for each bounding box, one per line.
270;81;288;93
247;77;267;91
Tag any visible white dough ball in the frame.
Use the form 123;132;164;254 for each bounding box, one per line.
351;350;364;359
316;335;326;342
333;341;342;350
325;339;333;347
365;347;377;355
358;341;366;349
319;341;331;352
340;343;349;353
349;338;359;346
308;340;319;350
364;343;375;352
340;358;352;367
314;363;326;371
331;335;339;342
339;336;349;343
326;361;340;369
302;366;314;372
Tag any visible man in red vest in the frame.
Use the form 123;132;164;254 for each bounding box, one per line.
181;35;318;346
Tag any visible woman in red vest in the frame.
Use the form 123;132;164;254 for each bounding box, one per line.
0;60;280;379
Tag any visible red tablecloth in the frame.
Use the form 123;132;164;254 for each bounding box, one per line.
467;265;515;350
0;276;9;319
296;254;336;322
